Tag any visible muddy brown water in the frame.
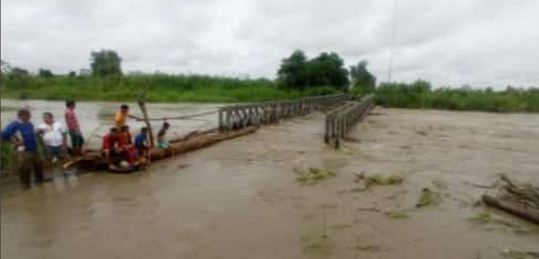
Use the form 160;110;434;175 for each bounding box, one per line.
1;105;539;259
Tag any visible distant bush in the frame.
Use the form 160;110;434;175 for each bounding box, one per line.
374;80;539;113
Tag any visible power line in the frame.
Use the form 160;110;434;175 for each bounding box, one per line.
387;0;398;83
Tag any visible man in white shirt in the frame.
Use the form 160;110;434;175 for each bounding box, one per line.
37;112;67;162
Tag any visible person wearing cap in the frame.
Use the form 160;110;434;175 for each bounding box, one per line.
1;109;45;187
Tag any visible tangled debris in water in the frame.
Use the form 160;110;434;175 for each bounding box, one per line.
416;187;443;208
353;172;405;190
501;249;539;259
386;211;410;219
300;234;331;256
294;167;336;185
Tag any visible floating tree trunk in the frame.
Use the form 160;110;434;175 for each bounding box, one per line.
63;126;258;171
482;195;539;225
481;175;539;225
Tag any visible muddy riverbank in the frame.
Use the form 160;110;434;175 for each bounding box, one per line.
1;108;538;259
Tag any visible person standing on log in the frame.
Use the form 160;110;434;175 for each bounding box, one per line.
117;125;138;166
115;104;140;128
134;127;151;168
1;109;46;188
157;122;171;149
102;127;120;165
65;100;84;156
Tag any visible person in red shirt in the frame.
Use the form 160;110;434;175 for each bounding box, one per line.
102;127;119;164
117;125;138;166
64;100;84;156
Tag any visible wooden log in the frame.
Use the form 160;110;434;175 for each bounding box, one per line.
482;194;539;225
64;126;258;171
150;126;258;158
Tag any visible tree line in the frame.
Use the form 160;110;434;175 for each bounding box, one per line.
1;49;377;93
277;50;376;92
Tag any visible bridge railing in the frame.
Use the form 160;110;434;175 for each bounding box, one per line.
218;94;351;131
324;95;375;149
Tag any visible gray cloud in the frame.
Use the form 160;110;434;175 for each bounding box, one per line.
2;0;538;88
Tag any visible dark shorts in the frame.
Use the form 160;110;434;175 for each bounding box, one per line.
136;146;149;157
68;130;84;148
44;146;63;160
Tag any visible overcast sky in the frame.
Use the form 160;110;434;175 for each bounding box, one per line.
2;0;538;88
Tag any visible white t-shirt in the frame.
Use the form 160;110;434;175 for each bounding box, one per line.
37;121;66;147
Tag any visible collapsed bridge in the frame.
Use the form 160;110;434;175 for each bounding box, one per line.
64;94;375;172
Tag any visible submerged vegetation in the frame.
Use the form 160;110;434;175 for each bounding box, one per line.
364;173;405;188
468;212;528;232
294;167;337;185
352;172;405;191
386;211;410;219
416;187;443;208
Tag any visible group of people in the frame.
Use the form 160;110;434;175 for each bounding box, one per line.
1;100;85;187
1;101;171;188
100;104;171;170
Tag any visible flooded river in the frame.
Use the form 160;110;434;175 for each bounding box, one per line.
1;101;538;259
1;99;222;149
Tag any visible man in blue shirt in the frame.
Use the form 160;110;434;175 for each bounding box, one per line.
1;109;44;187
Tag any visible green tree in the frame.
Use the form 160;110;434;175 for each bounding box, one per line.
1;59;12;74
11;67;29;76
278;50;349;90
278;50;308;89
90;49;122;76
307;52;349;90
38;68;54;78
350;60;376;93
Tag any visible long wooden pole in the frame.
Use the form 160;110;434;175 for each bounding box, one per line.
138;84;155;147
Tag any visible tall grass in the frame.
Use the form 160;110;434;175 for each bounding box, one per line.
1;74;538;112
0;74;339;103
368;81;539;113
0;144;15;172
